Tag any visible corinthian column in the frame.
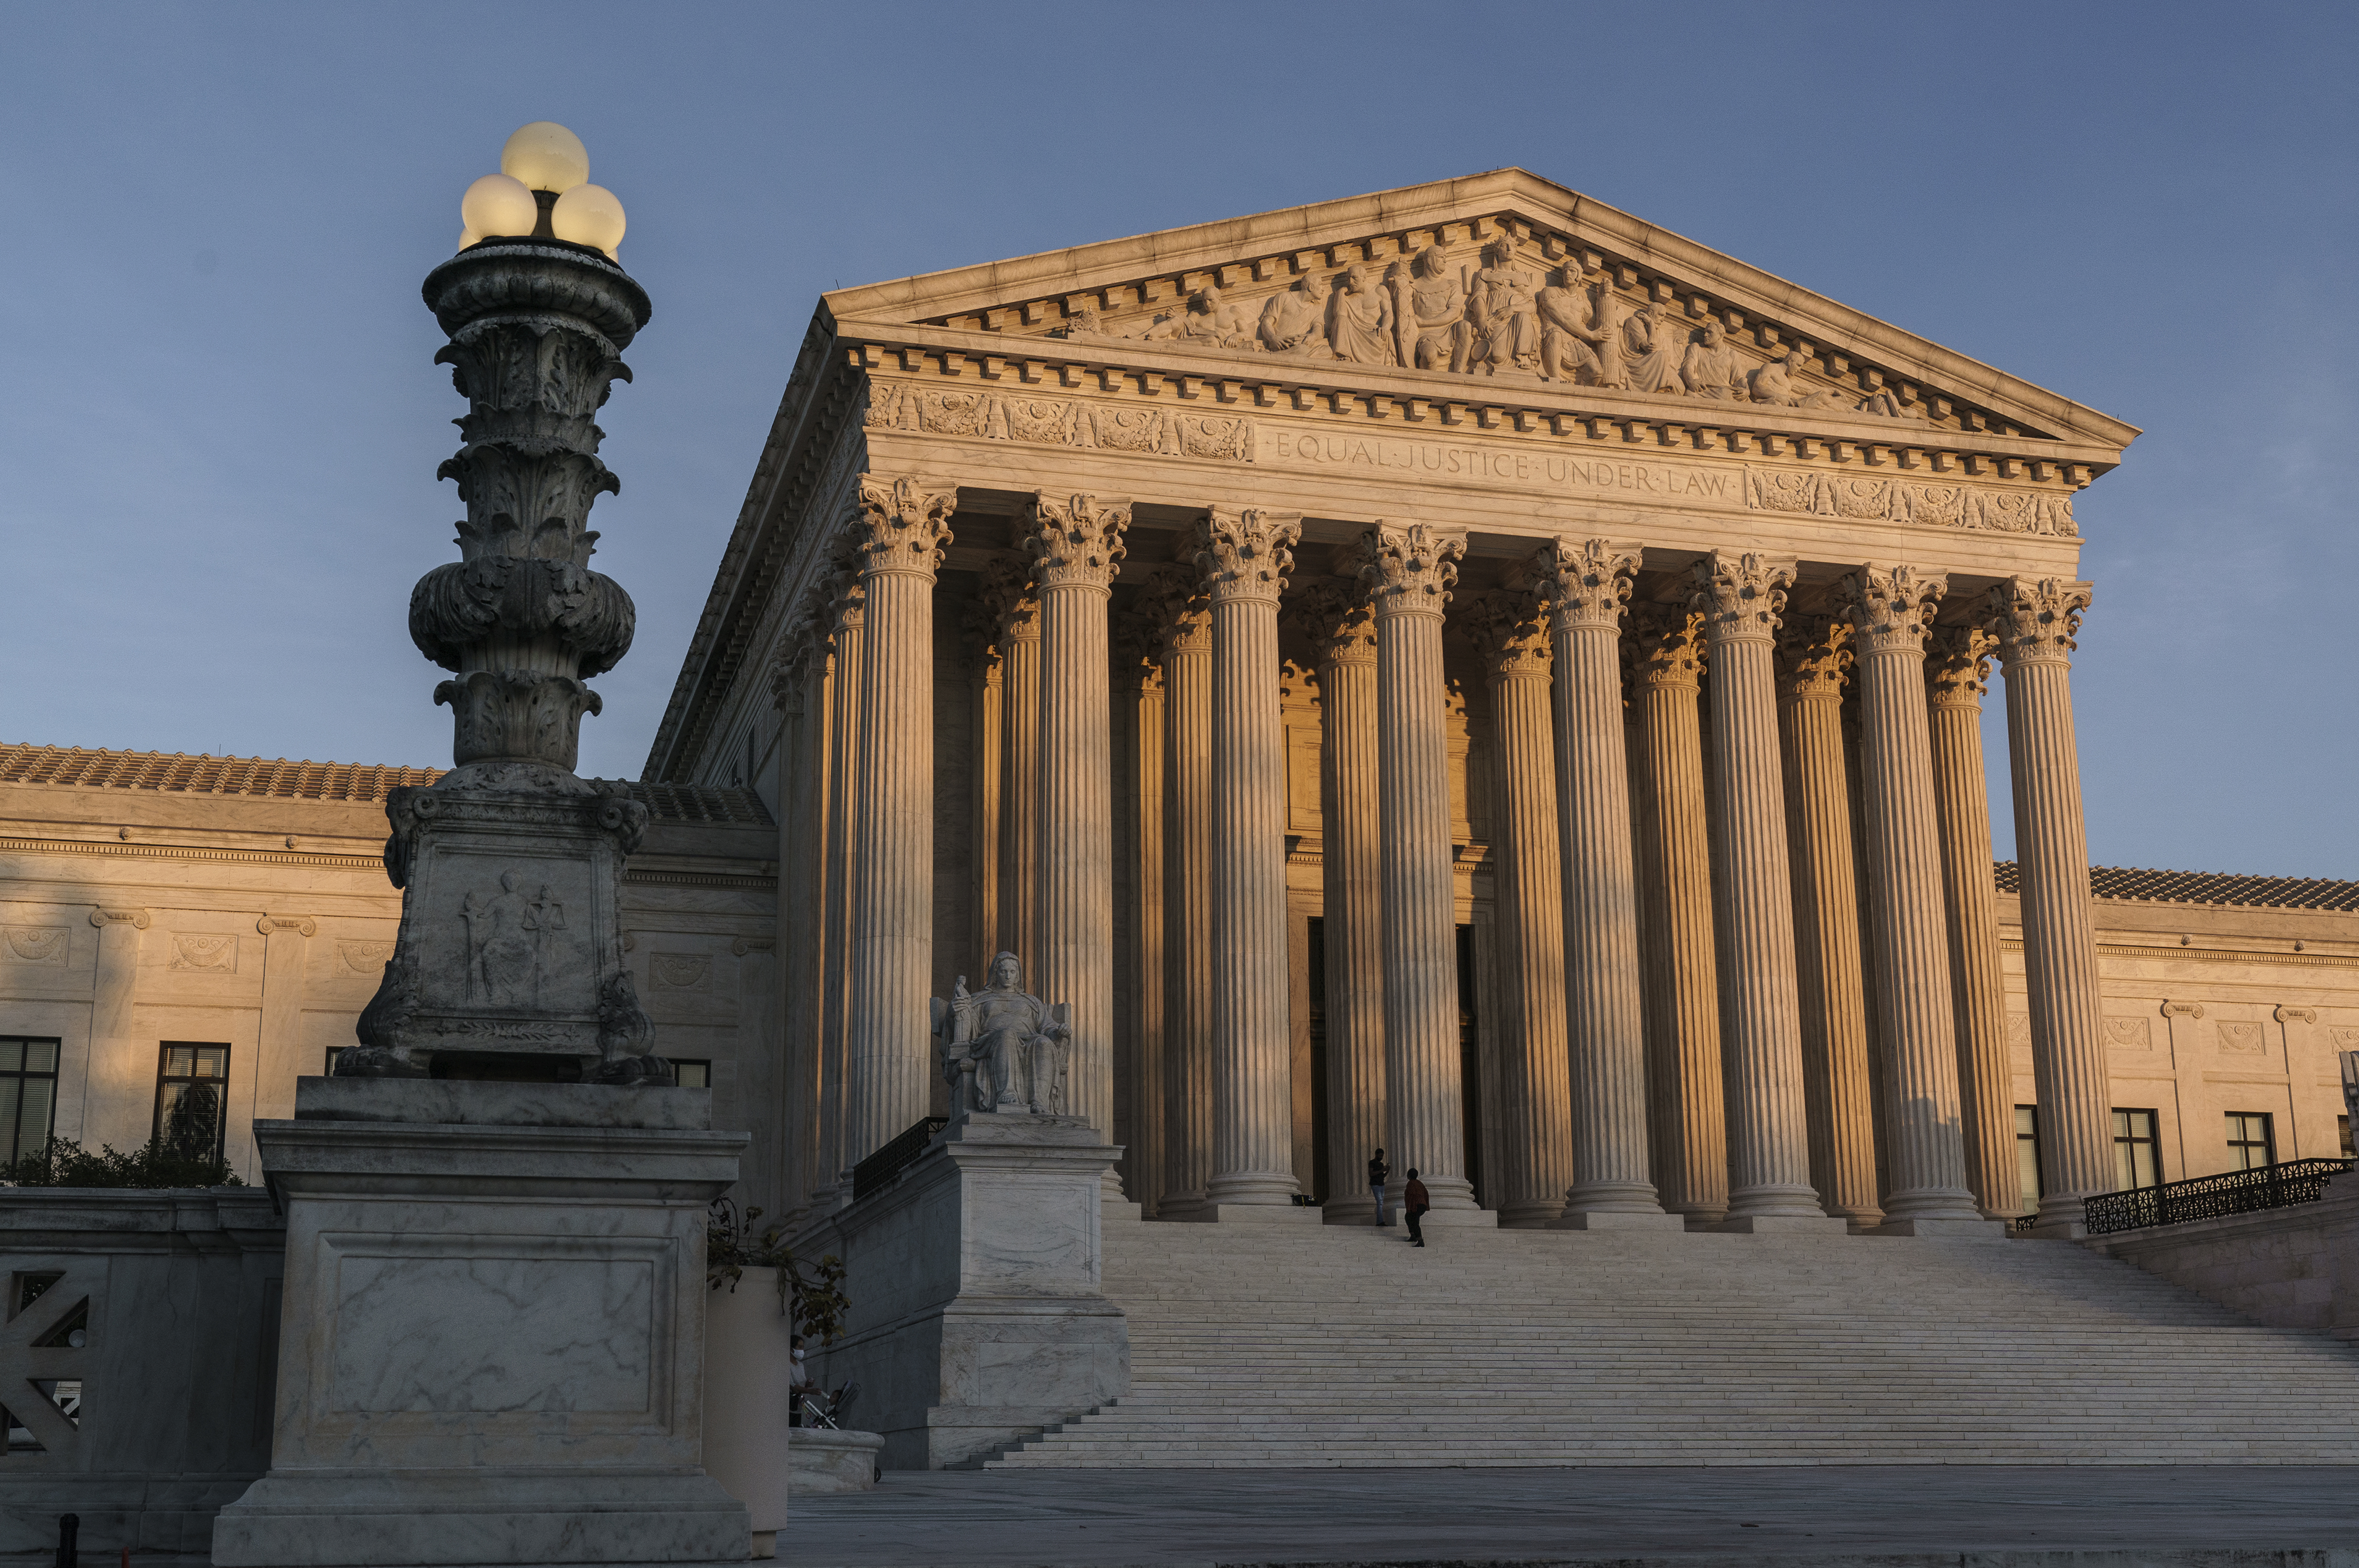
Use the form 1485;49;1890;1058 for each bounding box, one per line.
1196;508;1311;1215
1843;566;1993;1233
983;555;1042;975
812;571;863;1213
843;474;956;1166
1024;492;1131;1199
1984;577;2112;1235
1690;553;1839;1230
1530;540;1676;1228
1145;567;1214;1220
1295;580;1386;1225
1626;607;1726;1226
1198;504;1312;1207
1359;523;1485;1217
1927;624;2020;1219
1116;613;1168;1217
1776;615;1881;1229
1463;593;1570;1228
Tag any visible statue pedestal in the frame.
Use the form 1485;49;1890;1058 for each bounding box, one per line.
210;1079;750;1568
806;1112;1127;1470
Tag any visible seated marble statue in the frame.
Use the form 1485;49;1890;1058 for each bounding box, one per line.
932;952;1073;1116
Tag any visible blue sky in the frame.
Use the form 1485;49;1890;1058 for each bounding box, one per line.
3;3;2352;875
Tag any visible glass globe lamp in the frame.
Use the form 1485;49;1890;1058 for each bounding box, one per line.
460;174;538;241
501;122;590;193
551;184;626;259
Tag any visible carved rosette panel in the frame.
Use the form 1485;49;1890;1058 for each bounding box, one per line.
1841;564;1947;658
1525;537;1639;635
1688;551;1794;645
1290;579;1379;668
1460;591;1552;677
1194;507;1301;605
1025;492;1131;592
1924;624;1998;708
1356;523;1465;619
1774;615;1851;702
0;927;67;966
851;474;959;578
1625;605;1708;692
1982;576;2092;667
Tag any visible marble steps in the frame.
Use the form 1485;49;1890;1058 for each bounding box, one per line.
982;1223;2359;1467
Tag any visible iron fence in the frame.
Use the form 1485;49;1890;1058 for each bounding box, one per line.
2082;1157;2354;1236
850;1116;949;1201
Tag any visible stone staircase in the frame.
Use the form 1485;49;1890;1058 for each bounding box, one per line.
984;1219;2359;1467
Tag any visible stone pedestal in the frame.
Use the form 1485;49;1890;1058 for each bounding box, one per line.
210;1079;750;1568
805;1112;1127;1470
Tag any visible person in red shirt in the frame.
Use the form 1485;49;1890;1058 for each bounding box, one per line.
1402;1169;1431;1247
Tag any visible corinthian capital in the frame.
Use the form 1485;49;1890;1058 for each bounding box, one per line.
1132;564;1210;656
1525;537;1640;635
824;568;865;639
1194;507;1301;604
1288;579;1378;668
1982;576;2092;666
1775;614;1851;702
1625;604;1707;691
1688;551;1794;643
1356;522;1466;617
1924;624;1998;708
981;555;1038;644
851;473;958;577
1025;492;1131;591
1841;564;1949;657
1461;591;1553;677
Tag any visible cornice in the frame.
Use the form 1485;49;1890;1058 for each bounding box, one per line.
1997;936;2359;971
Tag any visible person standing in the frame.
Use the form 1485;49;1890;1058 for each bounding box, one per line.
1403;1167;1431;1248
1367;1148;1389;1226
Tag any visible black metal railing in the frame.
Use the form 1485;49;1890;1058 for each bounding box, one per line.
2082;1158;2355;1236
850;1117;948;1201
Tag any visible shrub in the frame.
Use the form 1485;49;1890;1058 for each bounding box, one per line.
2;1135;242;1189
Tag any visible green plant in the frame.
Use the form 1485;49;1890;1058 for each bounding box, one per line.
2;1134;242;1189
706;1197;848;1345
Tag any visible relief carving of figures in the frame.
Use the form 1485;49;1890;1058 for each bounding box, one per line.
1464;237;1540;374
462;869;564;1009
1400;245;1472;372
1748;347;1851;409
1257;272;1337;358
1680;318;1747;400
1617;300;1683;393
1142;285;1259;350
1535;266;1613;386
932;951;1074;1115
1327;263;1398;366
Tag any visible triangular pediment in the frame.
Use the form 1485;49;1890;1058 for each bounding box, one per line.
824;168;2135;456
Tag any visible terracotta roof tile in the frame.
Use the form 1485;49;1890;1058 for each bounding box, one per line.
1995;861;2359;912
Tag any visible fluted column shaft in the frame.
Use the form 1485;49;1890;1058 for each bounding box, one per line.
1300;583;1386;1225
1122;644;1170;1216
1627;608;1726;1224
844;475;956;1165
1157;586;1215;1217
1776;617;1881;1227
777;633;824;1222
1927;626;2020;1218
1467;594;1571;1227
1199;509;1304;1206
1533;540;1667;1222
1986;577;2113;1231
814;580;861;1208
1844;566;1983;1225
1691;552;1823;1221
984;557;1043;975
1361;523;1477;1212
1027;493;1130;1194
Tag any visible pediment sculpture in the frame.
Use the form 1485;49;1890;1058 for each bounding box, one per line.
932;952;1073;1117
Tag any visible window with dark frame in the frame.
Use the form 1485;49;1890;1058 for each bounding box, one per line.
2014;1104;2042;1213
0;1039;61;1167
673;1059;712;1090
2111;1108;2161;1189
153;1043;230;1162
2225;1110;2276;1172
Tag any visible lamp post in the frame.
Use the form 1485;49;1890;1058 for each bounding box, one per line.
341;122;667;1085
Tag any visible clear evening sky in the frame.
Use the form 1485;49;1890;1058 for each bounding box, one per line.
3;4;2351;875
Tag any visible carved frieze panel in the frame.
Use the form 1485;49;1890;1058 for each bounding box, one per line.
2104;1017;2154;1051
647;953;712;993
339;939;396;974
0;927;68;966
171;934;238;974
2215;1021;2267;1056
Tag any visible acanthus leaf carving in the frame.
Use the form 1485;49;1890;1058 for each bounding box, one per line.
1459;591;1552;676
1982;576;2092;666
1522;536;1640;635
1841;564;1948;657
1355;522;1465;616
1287;578;1378;668
1625;604;1708;691
1194;507;1301;605
1025;493;1131;592
1924;624;1998;707
1689;550;1794;643
851;473;959;577
1774;614;1851;702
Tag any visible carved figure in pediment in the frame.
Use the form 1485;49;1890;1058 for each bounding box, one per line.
1535;266;1614;385
932;952;1073;1116
1618;300;1683;393
1855;383;1917;419
1053;302;1106;339
1141;285;1260;350
1257;272;1337;359
1680;317;1748;399
1465;237;1540;374
1748;347;1849;410
1402;245;1473;373
1327;263;1397;366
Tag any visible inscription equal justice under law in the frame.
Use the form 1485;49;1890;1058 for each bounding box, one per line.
1266;427;1737;505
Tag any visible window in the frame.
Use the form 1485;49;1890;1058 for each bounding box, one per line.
153;1044;230;1161
2112;1108;2161;1189
673;1059;711;1089
2014;1105;2042;1212
0;1039;61;1167
2226;1111;2276;1172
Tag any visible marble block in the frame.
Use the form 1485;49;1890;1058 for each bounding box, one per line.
1551;1209;1689;1231
787;1429;882;1494
1188;1203;1323;1225
804;1112;1127;1469
210;1079;752;1567
1871;1216;2009;1241
1704;1214;1852;1235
